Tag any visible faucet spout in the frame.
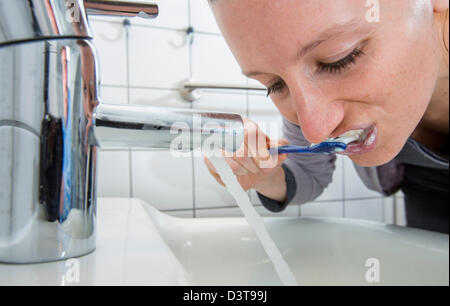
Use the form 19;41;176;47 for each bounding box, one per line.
93;103;244;153
84;0;159;19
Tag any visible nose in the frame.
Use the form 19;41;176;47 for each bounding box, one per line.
290;79;344;144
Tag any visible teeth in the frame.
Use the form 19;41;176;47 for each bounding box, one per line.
327;129;365;145
364;131;376;145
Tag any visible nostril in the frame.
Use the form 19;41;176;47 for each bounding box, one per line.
298;119;336;145
295;106;344;146
301;131;331;145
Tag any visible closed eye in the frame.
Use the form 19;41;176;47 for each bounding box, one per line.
318;48;365;74
266;48;365;97
266;80;285;97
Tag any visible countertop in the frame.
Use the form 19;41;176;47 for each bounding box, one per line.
0;198;190;286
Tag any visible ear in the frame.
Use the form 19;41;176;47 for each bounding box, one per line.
432;0;449;13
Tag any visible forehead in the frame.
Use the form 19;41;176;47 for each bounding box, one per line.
211;0;373;70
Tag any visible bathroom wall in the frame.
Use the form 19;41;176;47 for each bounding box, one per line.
90;0;405;225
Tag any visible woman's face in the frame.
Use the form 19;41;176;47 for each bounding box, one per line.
211;0;443;167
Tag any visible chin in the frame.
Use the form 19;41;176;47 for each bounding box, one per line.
347;147;401;167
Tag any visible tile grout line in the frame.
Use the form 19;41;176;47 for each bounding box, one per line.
188;0;196;219
393;195;398;225
161;203;298;213
91;17;223;37
102;84;179;91
124;19;133;199
342;157;346;218
245;80;254;206
159;197;385;214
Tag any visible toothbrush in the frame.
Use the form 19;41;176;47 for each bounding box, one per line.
270;142;347;155
270;129;365;155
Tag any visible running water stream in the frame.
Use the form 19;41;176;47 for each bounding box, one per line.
210;156;298;286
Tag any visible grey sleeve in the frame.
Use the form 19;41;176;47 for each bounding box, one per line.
258;118;336;212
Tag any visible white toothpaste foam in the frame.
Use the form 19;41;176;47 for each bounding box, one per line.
327;129;365;145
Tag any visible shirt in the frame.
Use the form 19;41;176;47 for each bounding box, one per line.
258;118;449;212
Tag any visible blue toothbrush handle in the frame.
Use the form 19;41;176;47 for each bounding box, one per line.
270;142;347;155
270;145;314;154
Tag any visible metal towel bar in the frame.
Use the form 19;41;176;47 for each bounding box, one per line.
179;78;267;102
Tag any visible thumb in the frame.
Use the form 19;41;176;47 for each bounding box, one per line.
278;138;289;146
269;138;289;148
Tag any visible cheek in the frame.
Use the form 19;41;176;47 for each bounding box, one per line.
376;44;439;153
350;40;440;166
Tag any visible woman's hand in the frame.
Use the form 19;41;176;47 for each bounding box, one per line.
203;118;289;202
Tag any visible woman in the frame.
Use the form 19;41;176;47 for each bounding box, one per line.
204;0;449;233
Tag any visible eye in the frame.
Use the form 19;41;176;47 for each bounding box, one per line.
266;80;285;97
318;48;365;74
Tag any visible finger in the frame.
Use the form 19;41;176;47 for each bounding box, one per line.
220;148;258;175
269;138;289;147
279;138;289;146
233;154;261;174
257;132;271;160
257;153;288;174
226;137;261;174
258;155;280;170
224;155;250;176
243;119;259;154
244;120;271;163
258;138;288;169
232;143;260;174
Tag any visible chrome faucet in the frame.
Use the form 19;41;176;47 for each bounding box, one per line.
0;0;244;263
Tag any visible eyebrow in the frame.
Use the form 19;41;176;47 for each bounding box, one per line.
243;18;361;77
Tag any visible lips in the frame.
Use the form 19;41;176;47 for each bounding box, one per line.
340;125;378;155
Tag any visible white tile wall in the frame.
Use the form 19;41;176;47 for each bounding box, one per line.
100;86;128;105
129;26;190;88
189;0;221;34
248;94;283;139
343;158;380;199
192;92;247;115
315;156;345;202
92;0;393;224
383;197;395;225
345;198;384;222
191;33;246;84
130;151;194;211
129;87;188;109
394;194;407;226
91;20;127;86
97;150;131;198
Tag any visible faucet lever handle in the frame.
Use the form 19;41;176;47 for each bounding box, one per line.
84;0;159;19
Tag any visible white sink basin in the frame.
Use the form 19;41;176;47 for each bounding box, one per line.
143;203;449;286
0;198;448;286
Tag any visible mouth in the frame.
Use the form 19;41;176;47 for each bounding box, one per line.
327;125;378;155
